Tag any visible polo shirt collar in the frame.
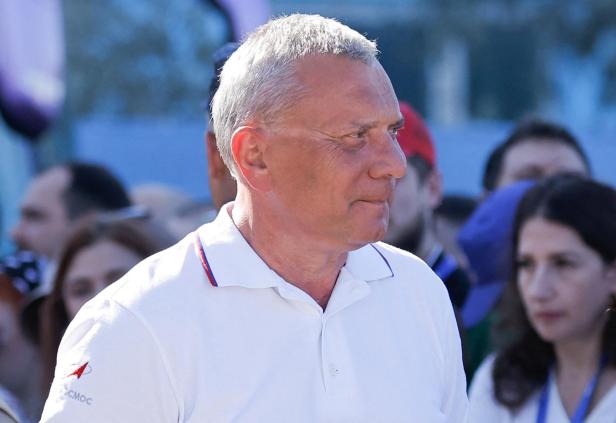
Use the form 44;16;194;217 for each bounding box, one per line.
195;204;394;289
195;204;282;289
344;243;394;282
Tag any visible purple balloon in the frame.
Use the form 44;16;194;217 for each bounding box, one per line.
0;0;65;140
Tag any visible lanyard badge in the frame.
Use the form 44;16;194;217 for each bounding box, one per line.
536;355;608;423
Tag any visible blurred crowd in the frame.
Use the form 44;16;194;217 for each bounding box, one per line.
1;32;616;423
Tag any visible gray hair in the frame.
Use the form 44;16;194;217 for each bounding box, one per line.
211;14;379;176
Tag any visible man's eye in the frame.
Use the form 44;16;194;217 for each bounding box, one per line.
348;130;367;139
22;210;45;222
389;127;401;138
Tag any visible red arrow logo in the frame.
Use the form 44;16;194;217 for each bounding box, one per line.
66;362;90;379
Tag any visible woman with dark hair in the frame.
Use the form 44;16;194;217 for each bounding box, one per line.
39;216;175;397
469;174;616;422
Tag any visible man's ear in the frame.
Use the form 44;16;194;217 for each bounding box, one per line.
230;125;271;192
206;132;228;180
425;169;443;210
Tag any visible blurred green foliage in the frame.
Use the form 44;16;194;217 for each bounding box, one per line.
63;0;229;118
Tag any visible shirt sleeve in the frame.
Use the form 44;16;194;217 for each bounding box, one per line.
468;355;507;422
40;298;180;423
440;298;470;422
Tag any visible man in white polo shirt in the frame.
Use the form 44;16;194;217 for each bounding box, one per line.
41;14;468;422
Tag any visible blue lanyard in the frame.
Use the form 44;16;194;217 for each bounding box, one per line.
536;355;608;423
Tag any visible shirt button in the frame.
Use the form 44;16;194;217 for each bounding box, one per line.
329;364;340;377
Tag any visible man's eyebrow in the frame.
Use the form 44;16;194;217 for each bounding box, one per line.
344;120;374;130
317;117;405;138
21;206;37;214
391;118;404;128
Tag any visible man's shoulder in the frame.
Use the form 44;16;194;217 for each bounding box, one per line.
371;241;439;281
88;231;203;317
371;241;424;263
367;241;450;300
63;231;210;365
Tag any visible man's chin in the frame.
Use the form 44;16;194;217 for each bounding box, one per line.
348;225;387;250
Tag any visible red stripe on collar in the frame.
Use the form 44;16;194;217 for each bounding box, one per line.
194;233;218;287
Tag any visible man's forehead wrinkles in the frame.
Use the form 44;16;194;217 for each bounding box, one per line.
348;85;396;107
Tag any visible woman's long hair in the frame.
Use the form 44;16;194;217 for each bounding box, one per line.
39;215;175;396
492;174;616;410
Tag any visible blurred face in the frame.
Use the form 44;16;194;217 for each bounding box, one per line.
516;218;616;344
385;163;428;246
206;131;237;210
11;167;71;258
62;240;142;319
262;55;406;250
497;139;587;189
434;216;469;270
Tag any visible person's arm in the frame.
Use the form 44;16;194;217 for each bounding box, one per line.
40;299;179;422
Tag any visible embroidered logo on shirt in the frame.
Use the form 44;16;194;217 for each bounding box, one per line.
65;362;92;380
59;383;94;406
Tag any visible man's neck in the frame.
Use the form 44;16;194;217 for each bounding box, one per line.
230;195;347;309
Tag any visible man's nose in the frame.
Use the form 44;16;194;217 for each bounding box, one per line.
369;132;407;180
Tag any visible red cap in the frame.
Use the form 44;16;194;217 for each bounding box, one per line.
396;101;436;168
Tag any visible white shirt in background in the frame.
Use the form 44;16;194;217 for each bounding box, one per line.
469;355;616;423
